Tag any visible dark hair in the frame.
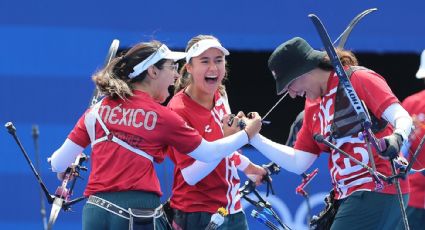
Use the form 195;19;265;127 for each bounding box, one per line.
92;40;167;100
318;48;359;70
174;35;228;95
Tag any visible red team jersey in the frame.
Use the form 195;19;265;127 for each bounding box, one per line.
402;90;425;209
295;68;409;199
168;90;244;214
68;90;202;197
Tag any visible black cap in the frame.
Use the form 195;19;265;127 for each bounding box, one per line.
268;37;325;95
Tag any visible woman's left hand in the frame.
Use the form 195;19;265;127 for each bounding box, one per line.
244;163;268;186
222;114;243;137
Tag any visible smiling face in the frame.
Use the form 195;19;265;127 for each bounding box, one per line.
186;48;226;96
152;59;179;103
286;70;324;100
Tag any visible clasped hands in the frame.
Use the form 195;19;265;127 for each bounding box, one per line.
222;111;262;140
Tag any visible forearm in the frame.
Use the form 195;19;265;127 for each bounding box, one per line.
49;138;84;172
188;131;248;162
382;103;413;140
181;159;221;185
250;134;317;174
236;153;250;171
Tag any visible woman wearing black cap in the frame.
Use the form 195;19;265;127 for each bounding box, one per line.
48;40;262;230
250;37;412;229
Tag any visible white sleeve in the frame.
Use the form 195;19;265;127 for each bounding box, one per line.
235;153;251;171
188;131;248;162
249;134;317;175
181;152;250;185
181;159;221;185
381;103;413;140
48;138;84;173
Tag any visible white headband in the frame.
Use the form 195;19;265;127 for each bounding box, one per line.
185;39;229;63
129;44;186;79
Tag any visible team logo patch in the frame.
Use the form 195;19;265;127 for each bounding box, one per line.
204;125;212;133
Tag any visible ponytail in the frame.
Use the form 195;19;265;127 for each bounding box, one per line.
92;56;133;100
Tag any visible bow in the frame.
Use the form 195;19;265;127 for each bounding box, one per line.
47;153;88;229
5;122;88;230
48;39;120;229
47;39;120;228
309;11;411;229
239;163;291;230
261;162;280;196
333;8;378;49
89;39;120;107
32;124;48;230
285;110;320;223
261;9;378;122
295;168;319;223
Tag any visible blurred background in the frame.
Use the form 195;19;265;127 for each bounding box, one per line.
1;0;424;229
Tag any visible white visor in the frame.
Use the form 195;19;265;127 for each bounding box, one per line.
186;39;229;63
416;50;425;79
129;44;186;79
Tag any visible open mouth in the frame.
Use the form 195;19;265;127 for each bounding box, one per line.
205;75;218;83
298;91;306;97
167;81;176;94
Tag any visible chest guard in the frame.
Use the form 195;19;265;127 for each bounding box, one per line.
330;66;388;139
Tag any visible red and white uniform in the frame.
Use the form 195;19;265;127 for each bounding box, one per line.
295;68;409;199
402;90;425;209
168;90;244;214
68;90;202;197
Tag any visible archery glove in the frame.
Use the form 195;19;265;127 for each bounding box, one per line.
380;133;403;159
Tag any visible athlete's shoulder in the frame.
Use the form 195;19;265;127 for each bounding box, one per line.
168;90;187;110
350;66;383;81
402;90;425;106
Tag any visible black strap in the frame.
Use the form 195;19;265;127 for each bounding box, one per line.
87;195;131;219
331;66;388;139
87;195;164;220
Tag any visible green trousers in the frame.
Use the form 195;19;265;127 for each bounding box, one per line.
396;206;425;230
172;210;248;230
331;191;409;230
82;190;170;230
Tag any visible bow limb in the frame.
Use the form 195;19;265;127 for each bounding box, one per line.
334;8;378;49
47;198;64;230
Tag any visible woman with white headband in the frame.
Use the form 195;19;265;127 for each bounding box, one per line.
48;40;262;230
167;35;266;230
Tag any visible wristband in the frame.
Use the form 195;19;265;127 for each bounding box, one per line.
393;128;408;142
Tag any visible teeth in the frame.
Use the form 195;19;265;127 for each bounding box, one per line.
205;75;217;79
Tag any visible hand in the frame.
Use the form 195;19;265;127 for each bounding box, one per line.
380;133;403;159
412;115;422;129
56;167;77;181
412;115;425;137
222;114;242;137
243;112;262;140
236;111;246;119
57;172;65;181
244;163;267;186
